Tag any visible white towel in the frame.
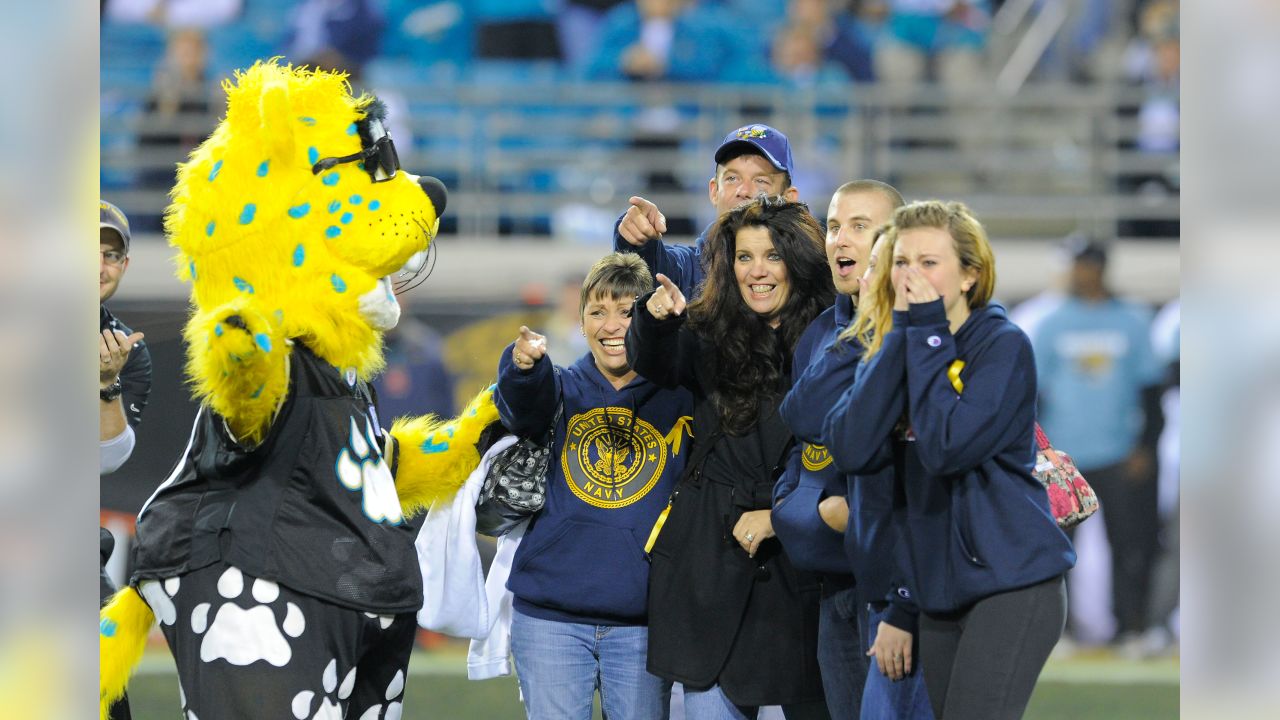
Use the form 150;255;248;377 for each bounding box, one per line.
467;521;526;680
416;435;517;638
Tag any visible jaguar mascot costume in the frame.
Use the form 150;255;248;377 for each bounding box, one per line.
99;60;498;719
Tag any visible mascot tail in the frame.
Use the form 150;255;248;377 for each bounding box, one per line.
99;586;155;720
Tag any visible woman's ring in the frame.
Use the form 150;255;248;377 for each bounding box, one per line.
745;533;755;542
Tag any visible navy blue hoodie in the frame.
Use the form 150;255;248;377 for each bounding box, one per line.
823;299;1075;614
613;214;707;298
496;348;694;625
777;295;920;631
773;295;853;576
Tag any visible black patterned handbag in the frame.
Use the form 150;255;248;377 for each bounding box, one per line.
475;392;563;537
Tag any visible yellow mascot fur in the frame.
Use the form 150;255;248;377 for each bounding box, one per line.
99;60;496;719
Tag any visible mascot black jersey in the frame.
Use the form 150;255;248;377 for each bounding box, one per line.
132;343;421;613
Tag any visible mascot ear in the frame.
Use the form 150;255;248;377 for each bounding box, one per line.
259;80;296;161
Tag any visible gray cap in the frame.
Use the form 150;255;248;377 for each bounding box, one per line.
100;199;131;251
1062;232;1107;266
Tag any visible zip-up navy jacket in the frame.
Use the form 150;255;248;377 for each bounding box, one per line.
823;299;1075;614
772;296;852;575
496;347;693;626
613;213;708;298
778;295;919;631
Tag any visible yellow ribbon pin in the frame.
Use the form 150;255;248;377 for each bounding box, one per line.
664;415;693;456
948;360;966;394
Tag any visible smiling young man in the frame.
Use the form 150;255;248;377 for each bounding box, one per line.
776;180;934;720
613;123;799;300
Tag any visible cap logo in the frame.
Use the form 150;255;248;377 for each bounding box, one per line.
100;202;126;227
736;126;769;139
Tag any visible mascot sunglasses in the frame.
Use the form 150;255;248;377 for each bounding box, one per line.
311;116;400;183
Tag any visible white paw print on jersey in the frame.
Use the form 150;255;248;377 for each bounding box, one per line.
353;669;406;720
292;658;357;720
189;566;305;666
139;576;181;626
335;415;403;524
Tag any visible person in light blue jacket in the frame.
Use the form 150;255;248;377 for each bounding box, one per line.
1030;237;1165;651
825;200;1075;720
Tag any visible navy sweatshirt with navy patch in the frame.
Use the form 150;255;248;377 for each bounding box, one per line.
496;348;693;626
823;299;1075;614
777;294;919;631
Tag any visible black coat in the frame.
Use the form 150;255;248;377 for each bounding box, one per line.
627;297;825;708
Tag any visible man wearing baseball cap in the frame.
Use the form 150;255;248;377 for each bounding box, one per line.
100;199;151;720
99;199;151;469
613;123;801;299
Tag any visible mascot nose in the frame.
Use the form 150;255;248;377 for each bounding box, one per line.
417;175;448;217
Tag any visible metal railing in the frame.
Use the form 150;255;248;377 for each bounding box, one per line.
101;79;1178;242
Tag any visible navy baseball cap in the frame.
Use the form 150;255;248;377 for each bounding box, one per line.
100;199;131;252
714;123;794;176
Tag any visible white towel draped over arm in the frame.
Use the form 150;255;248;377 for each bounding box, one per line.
416;434;518;638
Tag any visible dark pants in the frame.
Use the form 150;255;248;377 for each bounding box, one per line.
918;576;1066;720
1079;460;1160;637
817;586;867;720
148;562;417;720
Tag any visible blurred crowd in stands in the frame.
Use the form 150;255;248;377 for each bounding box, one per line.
102;1;1179;242
102;1;1179;90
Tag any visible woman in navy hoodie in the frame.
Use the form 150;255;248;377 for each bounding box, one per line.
497;252;694;720
824;201;1075;720
627;197;835;719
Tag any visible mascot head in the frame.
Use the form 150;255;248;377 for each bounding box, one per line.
166;60;446;378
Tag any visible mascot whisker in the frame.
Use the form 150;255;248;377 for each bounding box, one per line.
99;60;497;719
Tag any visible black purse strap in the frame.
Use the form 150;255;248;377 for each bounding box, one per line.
545;366;564;446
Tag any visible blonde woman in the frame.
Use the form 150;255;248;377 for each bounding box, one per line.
824;201;1074;719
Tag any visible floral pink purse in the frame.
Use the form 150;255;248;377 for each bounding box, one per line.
947;360;1098;529
1033;423;1099;529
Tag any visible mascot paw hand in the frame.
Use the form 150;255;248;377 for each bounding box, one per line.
208;307;278;363
187;300;290;444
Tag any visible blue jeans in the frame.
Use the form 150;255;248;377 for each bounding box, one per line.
510;608;670;720
683;685;830;720
818;587;868;720
859;604;934;720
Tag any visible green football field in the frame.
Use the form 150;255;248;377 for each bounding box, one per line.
124;644;1178;718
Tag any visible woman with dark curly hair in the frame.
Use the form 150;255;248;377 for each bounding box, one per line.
626;196;836;719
